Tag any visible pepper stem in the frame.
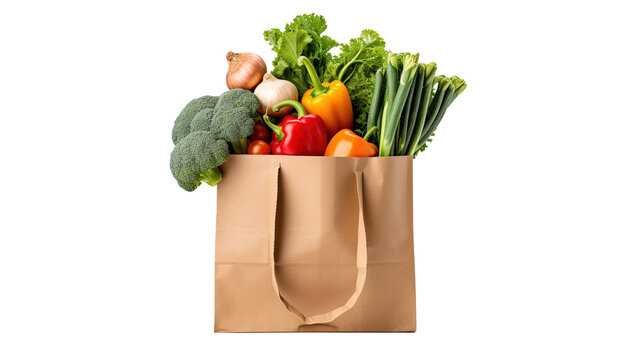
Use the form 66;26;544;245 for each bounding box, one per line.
262;113;284;141
297;56;328;97
273;100;307;118
363;126;378;142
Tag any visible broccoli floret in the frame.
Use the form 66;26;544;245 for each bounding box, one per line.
171;96;218;144
170;131;229;191
169;90;261;191
211;89;260;154
190;108;215;132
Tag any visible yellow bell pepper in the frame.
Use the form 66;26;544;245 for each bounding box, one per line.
298;56;353;138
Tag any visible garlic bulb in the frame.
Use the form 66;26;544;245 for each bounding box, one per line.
226;51;266;90
253;73;298;117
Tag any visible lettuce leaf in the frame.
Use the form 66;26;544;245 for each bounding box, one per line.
264;14;337;97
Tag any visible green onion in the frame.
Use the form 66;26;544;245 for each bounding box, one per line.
379;54;419;156
365;53;464;157
366;69;385;146
420;77;450;142
386;53;399;106
406;63;436;156
399;63;425;155
397;68;418;154
418;80;455;147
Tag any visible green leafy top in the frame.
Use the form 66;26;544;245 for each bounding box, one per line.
264;14;337;97
263;16;387;134
323;29;386;83
323;30;387;135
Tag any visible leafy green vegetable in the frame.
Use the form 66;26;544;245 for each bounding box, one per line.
263;15;386;134
264;14;337;97
323;29;386;83
285;14;337;64
323;30;387;135
266;30;312;95
263;14;465;146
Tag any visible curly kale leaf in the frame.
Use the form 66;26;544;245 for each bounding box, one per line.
323;29;387;135
323;29;386;82
344;68;379;135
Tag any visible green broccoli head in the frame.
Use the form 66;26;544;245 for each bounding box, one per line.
170;131;229;191
171;96;218;144
211;89;260;153
190;108;215;132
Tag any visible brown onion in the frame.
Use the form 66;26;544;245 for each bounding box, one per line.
226;51;266;90
254;74;298;117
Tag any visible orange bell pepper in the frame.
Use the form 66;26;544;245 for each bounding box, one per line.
324;126;378;157
298;56;353;138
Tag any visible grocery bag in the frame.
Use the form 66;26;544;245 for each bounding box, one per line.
214;155;416;332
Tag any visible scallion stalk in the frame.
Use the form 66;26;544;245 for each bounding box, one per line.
417;80;455;147
420;77;450;140
386;54;399;106
379;54;419;156
399;63;426;155
366;69;385;145
406;63;437;156
397;70;418;154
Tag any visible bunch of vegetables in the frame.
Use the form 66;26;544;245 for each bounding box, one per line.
170;13;466;191
264;14;386;135
369;55;467;156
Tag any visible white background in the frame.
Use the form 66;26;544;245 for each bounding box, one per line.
1;0;642;359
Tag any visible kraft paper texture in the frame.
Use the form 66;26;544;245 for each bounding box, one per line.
214;155;416;332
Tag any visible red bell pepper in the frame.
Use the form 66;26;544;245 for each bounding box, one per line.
262;100;327;156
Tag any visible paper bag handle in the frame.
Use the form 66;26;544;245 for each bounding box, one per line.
267;163;368;325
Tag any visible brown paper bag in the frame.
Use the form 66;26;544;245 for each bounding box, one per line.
214;155;416;332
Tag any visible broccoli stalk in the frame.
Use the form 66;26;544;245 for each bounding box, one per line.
198;168;222;187
230;137;249;154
